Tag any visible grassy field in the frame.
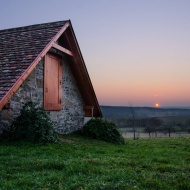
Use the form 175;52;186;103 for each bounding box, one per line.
0;136;190;190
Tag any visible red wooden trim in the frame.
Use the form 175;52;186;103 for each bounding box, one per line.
52;43;73;56
64;31;91;101
65;27;102;117
44;53;62;111
44;54;48;110
58;58;63;108
0;22;70;110
84;106;94;110
2;103;10;109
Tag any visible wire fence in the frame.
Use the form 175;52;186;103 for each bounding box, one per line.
122;131;190;138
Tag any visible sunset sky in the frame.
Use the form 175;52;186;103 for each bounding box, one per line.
0;0;190;107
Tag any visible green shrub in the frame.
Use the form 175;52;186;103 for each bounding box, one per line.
77;118;125;144
1;101;58;143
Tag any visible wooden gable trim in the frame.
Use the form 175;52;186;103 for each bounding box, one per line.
64;30;92;100
52;43;73;56
0;22;70;110
2;103;10;109
65;26;102;117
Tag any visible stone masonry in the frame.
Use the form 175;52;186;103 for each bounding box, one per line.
0;53;85;134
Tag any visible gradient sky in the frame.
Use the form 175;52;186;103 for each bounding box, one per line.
0;0;190;107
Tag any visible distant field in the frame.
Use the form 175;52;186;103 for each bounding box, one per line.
119;126;190;138
101;106;190;136
0;136;190;189
122;131;190;138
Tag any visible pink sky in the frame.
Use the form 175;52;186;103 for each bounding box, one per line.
0;0;190;107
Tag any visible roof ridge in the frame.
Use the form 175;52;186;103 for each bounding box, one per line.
0;20;69;34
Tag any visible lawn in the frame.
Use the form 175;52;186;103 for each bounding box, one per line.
0;136;190;190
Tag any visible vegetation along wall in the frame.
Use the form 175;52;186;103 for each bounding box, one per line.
0;53;85;134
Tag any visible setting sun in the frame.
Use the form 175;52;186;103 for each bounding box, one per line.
155;103;160;107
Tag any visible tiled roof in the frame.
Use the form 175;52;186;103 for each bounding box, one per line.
0;21;67;102
0;20;102;116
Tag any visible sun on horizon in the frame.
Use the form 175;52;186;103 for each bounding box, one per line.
155;103;160;107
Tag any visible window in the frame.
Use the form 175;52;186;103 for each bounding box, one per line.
44;53;62;110
83;106;94;117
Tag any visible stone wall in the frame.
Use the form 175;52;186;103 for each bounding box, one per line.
0;54;85;134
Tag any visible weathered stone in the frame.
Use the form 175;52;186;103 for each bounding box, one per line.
29;70;36;79
36;78;43;88
0;57;85;134
1;110;13;120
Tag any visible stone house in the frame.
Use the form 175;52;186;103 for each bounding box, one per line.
0;20;102;134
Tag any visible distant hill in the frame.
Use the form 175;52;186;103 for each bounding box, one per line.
100;106;190;119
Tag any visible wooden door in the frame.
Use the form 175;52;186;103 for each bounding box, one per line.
44;53;62;110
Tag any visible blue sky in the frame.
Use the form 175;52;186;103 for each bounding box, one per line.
0;0;190;107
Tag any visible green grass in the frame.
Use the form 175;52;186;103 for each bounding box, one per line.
0;136;190;190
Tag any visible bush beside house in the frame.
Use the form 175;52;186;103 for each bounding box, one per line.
76;118;125;144
0;101;58;143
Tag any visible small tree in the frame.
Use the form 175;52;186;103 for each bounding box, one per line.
163;123;175;137
143;117;162;137
144;125;153;137
129;103;137;140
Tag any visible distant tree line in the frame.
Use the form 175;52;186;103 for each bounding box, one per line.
106;117;190;138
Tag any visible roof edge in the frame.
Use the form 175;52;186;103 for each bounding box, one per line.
0;20;69;32
68;22;102;117
0;21;70;110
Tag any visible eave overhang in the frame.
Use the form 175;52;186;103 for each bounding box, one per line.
0;21;70;110
0;20;102;117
